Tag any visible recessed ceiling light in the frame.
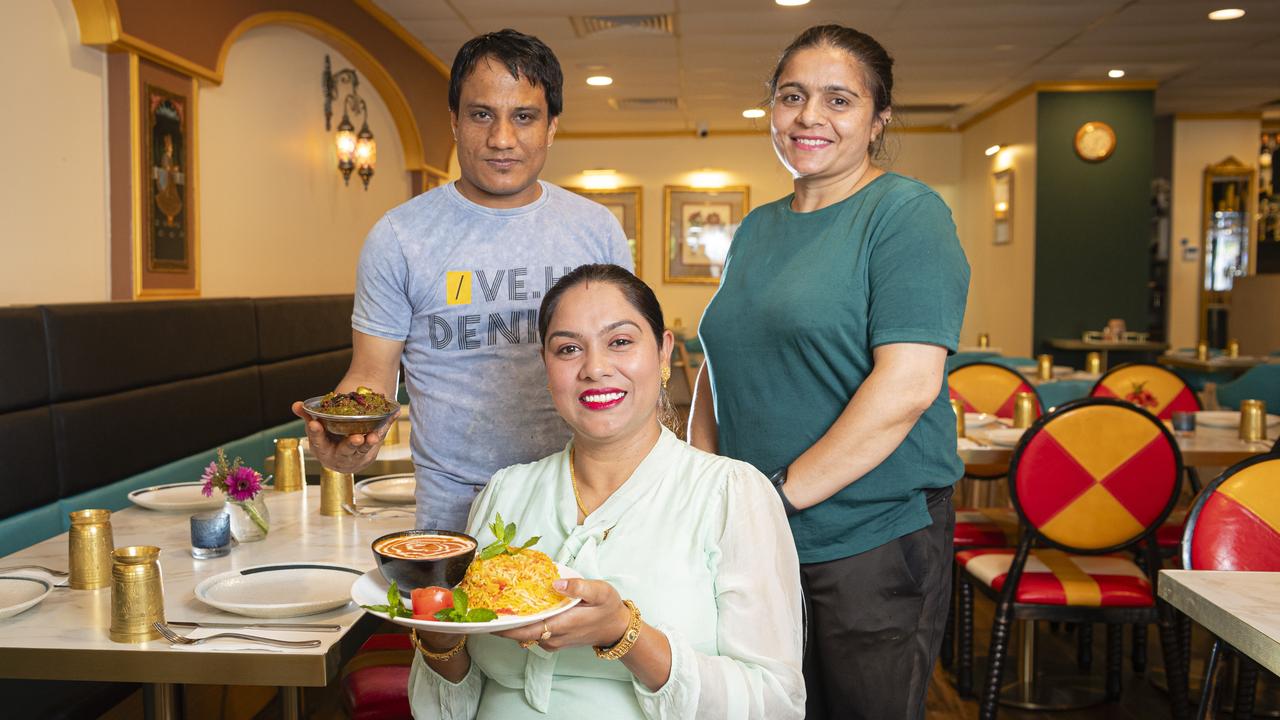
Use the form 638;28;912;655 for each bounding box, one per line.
1208;8;1245;20
985;144;1002;157
742;108;766;119
776;0;810;6
586;75;613;86
1108;69;1126;78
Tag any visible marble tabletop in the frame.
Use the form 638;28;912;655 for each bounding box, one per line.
0;487;412;687
1158;570;1280;677
958;423;1271;468
1157;353;1273;374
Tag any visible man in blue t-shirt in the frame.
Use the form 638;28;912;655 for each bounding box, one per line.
293;30;631;531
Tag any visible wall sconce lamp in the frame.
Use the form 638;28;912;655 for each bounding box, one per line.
984;144;1003;157
323;55;376;190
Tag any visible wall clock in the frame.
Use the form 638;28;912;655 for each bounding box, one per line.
1074;121;1116;162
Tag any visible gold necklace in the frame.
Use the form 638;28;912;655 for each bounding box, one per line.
569;447;589;518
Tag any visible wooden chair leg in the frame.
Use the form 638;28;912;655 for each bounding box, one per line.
1159;602;1192;720
1233;653;1259;720
980;602;1015;720
1195;639;1222;720
1132;623;1148;674
1106;623;1123;701
1078;623;1094;671
959;578;975;698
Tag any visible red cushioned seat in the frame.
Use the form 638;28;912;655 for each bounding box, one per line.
954;508;1015;547
342;633;414;720
957;548;1153;607
1156;520;1185;549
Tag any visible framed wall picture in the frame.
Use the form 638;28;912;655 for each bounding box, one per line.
569;186;642;277
663;185;749;284
993;169;1013;245
144;85;192;273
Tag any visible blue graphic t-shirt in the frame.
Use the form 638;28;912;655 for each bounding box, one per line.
353;181;632;527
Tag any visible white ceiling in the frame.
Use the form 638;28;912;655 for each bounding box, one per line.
373;0;1280;133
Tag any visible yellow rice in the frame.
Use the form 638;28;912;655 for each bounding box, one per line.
458;549;561;615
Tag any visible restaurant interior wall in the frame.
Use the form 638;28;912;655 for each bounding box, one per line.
541;131;963;334
1033;90;1156;353
199;25;412;298
1168;116;1263;350
0;0;110;306
957;93;1038;357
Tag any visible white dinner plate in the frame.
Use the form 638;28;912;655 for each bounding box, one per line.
1196;411;1280;429
355;474;416;505
128;482;225;512
195;563;363;618
986;428;1028;447
351;564;583;635
0;576;53;619
1018;365;1074;378
965;412;997;428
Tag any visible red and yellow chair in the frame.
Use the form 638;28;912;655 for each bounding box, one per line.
1181;452;1280;719
1090;363;1200;420
342;633;414;720
955;398;1191;719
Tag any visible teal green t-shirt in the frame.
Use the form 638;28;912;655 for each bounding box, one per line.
699;172;970;564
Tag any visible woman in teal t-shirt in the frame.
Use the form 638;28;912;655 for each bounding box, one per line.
691;24;969;720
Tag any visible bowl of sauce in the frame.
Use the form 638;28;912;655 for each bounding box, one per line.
371;529;477;596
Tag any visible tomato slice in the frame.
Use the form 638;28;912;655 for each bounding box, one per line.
411;586;454;619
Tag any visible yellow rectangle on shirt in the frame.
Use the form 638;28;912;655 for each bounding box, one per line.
446;271;472;305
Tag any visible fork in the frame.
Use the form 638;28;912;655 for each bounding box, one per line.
153;622;321;648
0;565;69;577
341;503;414;518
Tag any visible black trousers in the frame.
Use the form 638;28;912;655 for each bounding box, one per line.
800;486;955;720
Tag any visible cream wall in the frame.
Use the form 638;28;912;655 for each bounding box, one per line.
200;26;412;297
0;0;109;305
957;95;1039;357
1168;117;1262;349
541;131;963;331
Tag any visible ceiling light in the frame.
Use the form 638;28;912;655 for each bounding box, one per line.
775;0;811;5
742;108;766;119
985;144;1002;157
1108;69;1126;78
1208;8;1245;20
586;75;613;86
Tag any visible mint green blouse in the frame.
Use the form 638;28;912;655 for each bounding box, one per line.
408;427;805;719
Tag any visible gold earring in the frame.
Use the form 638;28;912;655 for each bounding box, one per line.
660;366;671;388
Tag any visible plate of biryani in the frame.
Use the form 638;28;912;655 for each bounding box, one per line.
352;514;583;634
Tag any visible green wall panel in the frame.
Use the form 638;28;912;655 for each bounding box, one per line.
1034;91;1155;353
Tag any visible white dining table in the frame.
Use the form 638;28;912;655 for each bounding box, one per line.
1158;570;1280;677
0;486;413;719
958;421;1273;468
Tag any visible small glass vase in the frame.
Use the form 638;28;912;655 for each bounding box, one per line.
226;495;270;542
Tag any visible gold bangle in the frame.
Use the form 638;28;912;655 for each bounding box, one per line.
411;629;467;661
594;599;642;661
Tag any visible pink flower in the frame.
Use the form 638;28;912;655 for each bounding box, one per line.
225;466;263;502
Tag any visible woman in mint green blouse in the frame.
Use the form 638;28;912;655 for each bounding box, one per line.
691;25;969;720
408;264;804;719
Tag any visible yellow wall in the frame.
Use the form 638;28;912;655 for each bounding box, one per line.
199;25;411;297
957;95;1039;356
0;0;109;305
541;131;963;332
1168;117;1262;349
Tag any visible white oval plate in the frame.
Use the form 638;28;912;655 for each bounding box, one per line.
986;428;1028;447
355;474;416;505
128;482;225;512
1196;411;1280;429
0;576;53;619
196;563;363;618
965;412;997;428
351;564;583;635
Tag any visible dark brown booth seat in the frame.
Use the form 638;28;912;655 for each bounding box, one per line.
0;308;58;519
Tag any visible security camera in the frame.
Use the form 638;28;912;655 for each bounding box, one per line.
696;121;709;138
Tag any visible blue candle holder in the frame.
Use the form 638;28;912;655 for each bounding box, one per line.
190;510;231;559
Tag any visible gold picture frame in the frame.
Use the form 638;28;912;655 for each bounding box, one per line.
569;186;643;277
993;169;1013;245
663;185;749;284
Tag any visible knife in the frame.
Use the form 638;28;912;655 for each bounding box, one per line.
167;621;341;632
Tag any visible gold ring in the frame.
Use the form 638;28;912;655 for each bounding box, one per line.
539;622;552;641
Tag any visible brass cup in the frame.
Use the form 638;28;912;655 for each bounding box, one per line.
1036;354;1054;381
1196;342;1209;361
1012;392;1036;429
273;437;304;492
1227;340;1240;358
977;333;990;349
950;398;966;438
1240;400;1267;442
1084;352;1102;375
109;546;164;643
68;509;114;590
320;467;354;516
383;419;400;446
